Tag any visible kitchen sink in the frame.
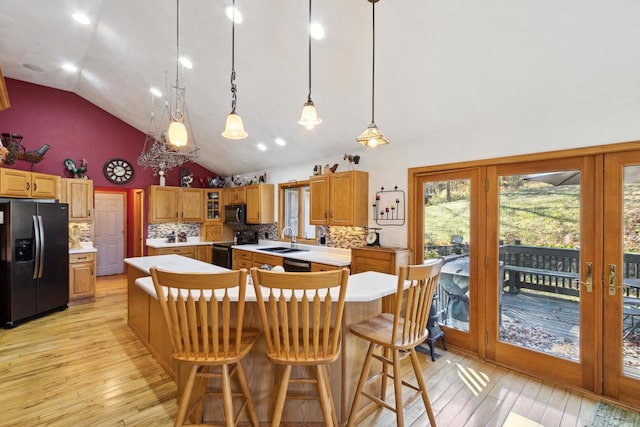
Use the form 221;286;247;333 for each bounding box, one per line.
258;247;309;254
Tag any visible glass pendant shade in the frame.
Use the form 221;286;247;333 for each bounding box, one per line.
298;100;322;131
222;111;248;139
356;122;389;148
168;120;188;147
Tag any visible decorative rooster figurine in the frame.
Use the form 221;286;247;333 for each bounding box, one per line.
64;158;88;179
1;133;51;169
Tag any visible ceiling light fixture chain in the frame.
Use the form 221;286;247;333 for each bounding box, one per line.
222;0;248;139
298;0;322;130
356;0;389;148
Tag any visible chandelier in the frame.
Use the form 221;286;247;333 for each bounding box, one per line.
138;0;199;176
137;94;199;175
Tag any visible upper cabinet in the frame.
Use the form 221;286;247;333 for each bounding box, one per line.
0;65;11;111
246;183;274;224
204;189;225;222
227;186;246;205
0;168;58;199
180;188;204;222
310;170;368;227
148;186;204;223
59;178;93;222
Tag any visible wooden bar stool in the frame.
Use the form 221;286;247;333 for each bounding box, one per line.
250;267;350;427
151;267;259;427
347;259;445;427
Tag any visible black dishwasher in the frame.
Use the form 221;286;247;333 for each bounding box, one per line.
282;258;311;272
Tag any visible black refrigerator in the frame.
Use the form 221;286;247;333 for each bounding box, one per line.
0;200;69;327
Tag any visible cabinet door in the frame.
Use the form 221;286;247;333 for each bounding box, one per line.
309;175;330;225
66;179;93;221
202;223;223;241
181;188;204;222
0;168;30;197
330;172;356;226
31;173;58;198
69;254;95;302
204;190;223;222
246;185;260;224
196;245;212;263
149;186;180;222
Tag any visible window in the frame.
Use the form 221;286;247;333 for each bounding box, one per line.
278;181;316;244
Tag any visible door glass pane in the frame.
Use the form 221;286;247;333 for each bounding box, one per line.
424;179;471;332
622;165;640;378
498;172;580;361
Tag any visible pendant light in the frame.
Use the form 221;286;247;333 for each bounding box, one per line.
356;0;389;148
298;0;321;130
168;0;188;147
222;0;248;139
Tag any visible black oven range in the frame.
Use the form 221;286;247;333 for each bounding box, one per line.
211;230;258;269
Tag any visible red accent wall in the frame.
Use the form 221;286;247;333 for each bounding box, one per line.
0;79;217;257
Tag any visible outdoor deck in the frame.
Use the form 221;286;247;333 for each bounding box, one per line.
489;289;640;376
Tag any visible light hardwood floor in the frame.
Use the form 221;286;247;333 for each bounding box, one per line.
0;274;599;426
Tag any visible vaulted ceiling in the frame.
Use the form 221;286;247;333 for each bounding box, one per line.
1;0;639;176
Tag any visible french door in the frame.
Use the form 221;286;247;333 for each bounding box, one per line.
413;168;482;353
412;148;640;403
485;156;598;390
603;151;640;406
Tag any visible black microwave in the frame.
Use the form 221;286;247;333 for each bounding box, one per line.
224;204;246;225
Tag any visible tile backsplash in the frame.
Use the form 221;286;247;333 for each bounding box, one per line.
147;223;201;239
146;222;366;249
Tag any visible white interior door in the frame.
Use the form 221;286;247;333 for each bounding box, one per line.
95;192;125;276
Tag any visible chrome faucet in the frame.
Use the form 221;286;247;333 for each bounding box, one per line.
281;226;297;249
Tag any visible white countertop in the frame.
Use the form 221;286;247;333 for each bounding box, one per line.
125;254;398;303
69;242;97;254
234;241;352;267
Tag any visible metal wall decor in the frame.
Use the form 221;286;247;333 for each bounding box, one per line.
373;185;405;225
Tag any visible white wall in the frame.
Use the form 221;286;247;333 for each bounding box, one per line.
239;93;640;249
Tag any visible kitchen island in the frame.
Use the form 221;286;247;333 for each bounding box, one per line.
125;254;398;426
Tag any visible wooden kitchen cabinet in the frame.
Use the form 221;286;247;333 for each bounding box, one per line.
148;186;180;222
148;186;204;223
351;246;411;312
59;178;93;222
311;262;343;272
310;170;368;227
226;187;246;205
196;245;212;263
252;252;282;269
180;188;204;222
246;183;274;224
0;168;59;198
69;252;96;304
204;189;225;222
233;249;253;270
147;245;196;258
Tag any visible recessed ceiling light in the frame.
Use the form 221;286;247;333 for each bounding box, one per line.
23;63;44;72
275;138;286;146
310;22;325;40
225;6;243;23
179;56;193;69
72;12;91;25
62;63;78;72
150;87;162;97
257;143;267;151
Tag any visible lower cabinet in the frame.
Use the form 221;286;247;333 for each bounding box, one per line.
311;262;343;272
147;246;196;258
69;252;96;304
233;249;253;270
351;246;411;312
196;245;212;263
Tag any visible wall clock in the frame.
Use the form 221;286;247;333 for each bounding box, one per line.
103;158;134;184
